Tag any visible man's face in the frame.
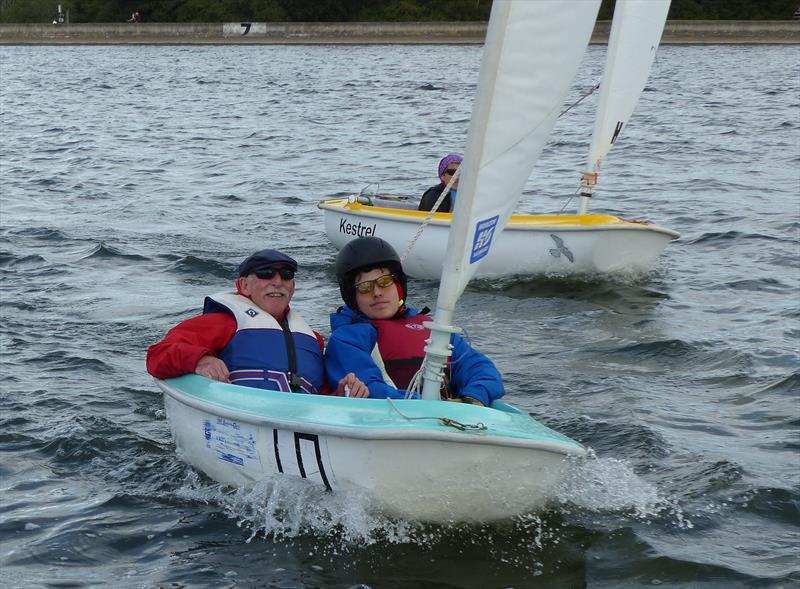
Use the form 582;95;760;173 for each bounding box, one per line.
237;266;295;318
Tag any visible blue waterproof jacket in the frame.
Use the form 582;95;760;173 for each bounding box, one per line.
326;305;504;405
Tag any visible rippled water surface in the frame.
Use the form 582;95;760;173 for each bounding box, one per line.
1;44;798;588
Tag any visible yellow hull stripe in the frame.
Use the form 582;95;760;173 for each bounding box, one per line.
319;199;639;229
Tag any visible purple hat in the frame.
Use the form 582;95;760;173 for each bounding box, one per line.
238;249;297;276
438;152;463;178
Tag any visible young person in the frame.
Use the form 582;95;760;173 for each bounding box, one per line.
325;237;503;405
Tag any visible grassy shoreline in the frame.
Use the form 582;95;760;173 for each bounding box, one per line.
1;21;799;45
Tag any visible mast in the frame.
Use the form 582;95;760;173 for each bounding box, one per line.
420;1;512;401
578;0;671;216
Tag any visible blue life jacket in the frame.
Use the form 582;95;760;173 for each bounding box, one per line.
204;292;324;394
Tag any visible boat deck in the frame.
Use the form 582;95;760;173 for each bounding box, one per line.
319;197;677;234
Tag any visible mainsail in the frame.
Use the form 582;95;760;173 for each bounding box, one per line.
578;0;671;214
420;0;602;400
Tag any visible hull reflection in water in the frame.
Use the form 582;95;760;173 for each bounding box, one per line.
158;375;585;523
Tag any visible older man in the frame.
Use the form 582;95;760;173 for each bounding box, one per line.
147;249;365;396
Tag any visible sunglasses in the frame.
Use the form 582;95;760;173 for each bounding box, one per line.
355;273;396;294
442;168;459;176
254;267;295;281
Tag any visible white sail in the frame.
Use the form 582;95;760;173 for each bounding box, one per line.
587;0;671;171
440;0;601;307
420;0;601;400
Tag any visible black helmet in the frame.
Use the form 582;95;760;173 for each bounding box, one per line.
335;237;408;310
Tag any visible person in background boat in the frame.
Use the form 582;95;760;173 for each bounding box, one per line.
127;11;142;23
146;249;366;397
326;236;504;405
418;152;462;213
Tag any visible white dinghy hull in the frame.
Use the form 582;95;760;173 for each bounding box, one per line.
158;375;585;523
320;198;679;280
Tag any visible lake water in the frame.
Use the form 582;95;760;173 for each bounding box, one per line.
0;43;798;588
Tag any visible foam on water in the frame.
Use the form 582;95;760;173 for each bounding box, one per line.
556;451;693;529
171;472;565;575
171;448;694;561
173;472;419;546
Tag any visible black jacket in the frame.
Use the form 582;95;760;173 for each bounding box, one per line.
418;184;453;213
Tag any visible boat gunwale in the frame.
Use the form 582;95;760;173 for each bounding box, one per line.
157;377;585;457
318;199;680;238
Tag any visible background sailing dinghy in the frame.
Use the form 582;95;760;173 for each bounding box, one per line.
320;197;678;279
319;0;679;280
157;0;617;522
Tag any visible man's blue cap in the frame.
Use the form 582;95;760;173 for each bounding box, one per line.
238;249;298;276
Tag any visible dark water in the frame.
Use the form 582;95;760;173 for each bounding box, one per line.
1;44;798;588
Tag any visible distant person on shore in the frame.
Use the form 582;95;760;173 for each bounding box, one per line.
146;248;366;397
325;236;504;405
127;11;142;23
418;152;462;213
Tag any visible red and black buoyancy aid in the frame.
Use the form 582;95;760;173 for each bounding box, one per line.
371;313;452;396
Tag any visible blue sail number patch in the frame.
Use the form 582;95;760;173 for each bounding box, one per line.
470;215;499;264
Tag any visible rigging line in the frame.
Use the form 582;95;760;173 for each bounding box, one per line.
559;183;583;213
401;82;601;263
403;82;598;259
559;196;575;213
359;182;379;196
559;82;600;118
386;398;486;431
479;79;596;177
400;166;461;262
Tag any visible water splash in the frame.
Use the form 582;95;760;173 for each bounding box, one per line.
172;472;570;574
556;450;693;529
174;472;419;546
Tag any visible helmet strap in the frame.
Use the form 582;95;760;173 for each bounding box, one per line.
395;282;407;314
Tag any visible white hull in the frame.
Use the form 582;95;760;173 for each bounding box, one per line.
159;376;584;523
320;198;679;280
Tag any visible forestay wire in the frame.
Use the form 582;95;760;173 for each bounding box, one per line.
556;82;600;211
401;83;597;262
402;84;600;388
558;82;600;118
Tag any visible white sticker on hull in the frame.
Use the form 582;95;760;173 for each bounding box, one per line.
203;417;260;470
272;429;335;491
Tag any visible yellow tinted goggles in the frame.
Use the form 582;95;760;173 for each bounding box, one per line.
355;274;396;294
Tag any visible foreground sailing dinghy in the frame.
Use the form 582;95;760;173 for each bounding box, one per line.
319;0;678;280
158;376;584;522
156;0;637;522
